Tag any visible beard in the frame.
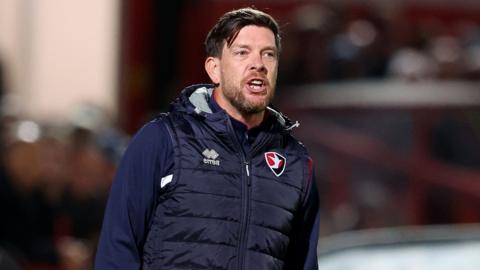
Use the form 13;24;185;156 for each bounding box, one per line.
221;79;275;116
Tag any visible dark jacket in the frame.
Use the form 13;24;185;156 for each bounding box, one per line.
94;85;319;270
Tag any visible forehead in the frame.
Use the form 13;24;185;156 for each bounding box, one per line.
228;25;276;48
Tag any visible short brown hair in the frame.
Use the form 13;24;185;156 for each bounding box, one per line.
205;7;281;58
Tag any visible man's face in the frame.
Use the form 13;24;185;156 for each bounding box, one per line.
217;25;279;115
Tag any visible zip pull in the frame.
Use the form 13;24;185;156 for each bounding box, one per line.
245;162;251;186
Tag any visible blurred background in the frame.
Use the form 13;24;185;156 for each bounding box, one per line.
1;0;480;269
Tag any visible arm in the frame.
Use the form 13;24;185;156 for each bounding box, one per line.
94;119;173;270
285;159;320;270
301;177;320;270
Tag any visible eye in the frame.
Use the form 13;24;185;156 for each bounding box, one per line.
263;50;277;59
234;49;248;56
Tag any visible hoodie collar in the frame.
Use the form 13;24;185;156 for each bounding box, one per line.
170;84;300;132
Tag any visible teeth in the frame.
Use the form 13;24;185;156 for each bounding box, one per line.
250;79;263;86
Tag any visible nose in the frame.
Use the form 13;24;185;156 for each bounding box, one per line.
249;53;266;73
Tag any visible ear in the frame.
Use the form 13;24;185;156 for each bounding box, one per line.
205;56;220;85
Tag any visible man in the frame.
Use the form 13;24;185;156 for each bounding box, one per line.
95;7;319;270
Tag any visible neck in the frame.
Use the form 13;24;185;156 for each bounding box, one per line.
213;90;264;129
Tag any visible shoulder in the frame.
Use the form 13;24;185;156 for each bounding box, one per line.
132;117;170;142
285;133;310;158
123;117;173;158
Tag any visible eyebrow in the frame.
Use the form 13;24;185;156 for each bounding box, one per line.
262;46;278;53
230;44;278;52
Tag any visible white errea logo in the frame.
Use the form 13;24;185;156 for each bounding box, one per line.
203;148;220;166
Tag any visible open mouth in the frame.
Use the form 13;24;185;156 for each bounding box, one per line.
246;78;267;93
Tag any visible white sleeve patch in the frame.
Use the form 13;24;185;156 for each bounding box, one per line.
160;174;173;188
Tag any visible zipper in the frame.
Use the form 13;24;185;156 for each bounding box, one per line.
238;160;251;270
226;118;251;270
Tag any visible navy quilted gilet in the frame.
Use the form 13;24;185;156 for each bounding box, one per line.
142;85;310;270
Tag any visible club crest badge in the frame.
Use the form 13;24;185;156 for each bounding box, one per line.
265;152;286;177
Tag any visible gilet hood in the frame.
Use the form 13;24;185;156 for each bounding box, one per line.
169;84;300;132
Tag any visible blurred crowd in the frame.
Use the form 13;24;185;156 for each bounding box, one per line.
0;101;128;270
277;2;480;86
